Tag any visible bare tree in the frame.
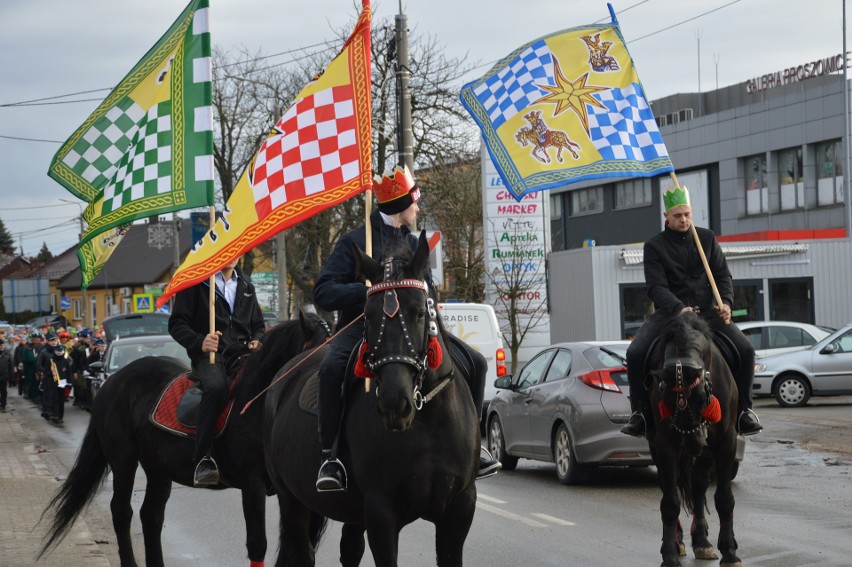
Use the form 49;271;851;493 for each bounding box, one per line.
486;220;548;373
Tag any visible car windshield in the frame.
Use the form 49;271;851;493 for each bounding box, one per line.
106;340;188;373
103;315;169;342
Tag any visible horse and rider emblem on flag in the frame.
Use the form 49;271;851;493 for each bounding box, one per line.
461;18;673;201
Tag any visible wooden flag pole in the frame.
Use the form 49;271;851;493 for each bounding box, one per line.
364;189;374;391
208;206;217;363
668;172;728;324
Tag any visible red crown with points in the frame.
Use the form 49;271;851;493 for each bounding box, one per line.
373;165;419;208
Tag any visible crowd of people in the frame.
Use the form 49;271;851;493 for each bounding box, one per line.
0;324;107;423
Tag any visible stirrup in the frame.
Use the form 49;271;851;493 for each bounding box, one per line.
620;411;646;438
738;409;763;436
193;456;220;487
316;458;347;492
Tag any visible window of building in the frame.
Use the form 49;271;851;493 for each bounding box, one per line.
73;299;82;320
816;140;844;206
769;278;814;323
105;295;116;317
779;147;804;211
744;154;768;215
614;178;652;210
550;193;565;252
569;187;603;216
620;284;653;340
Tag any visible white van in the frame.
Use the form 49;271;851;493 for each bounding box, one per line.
437;303;506;424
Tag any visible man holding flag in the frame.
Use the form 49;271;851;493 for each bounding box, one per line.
168;255;265;486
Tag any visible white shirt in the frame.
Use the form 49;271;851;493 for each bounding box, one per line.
215;270;238;312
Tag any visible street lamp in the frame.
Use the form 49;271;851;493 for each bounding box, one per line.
59;198;88;328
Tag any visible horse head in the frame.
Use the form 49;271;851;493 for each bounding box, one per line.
515;128;529;146
653;313;719;454
353;231;447;432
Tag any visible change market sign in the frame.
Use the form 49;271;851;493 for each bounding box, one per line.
481;146;550;367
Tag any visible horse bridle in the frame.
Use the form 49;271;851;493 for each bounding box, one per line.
362;259;453;410
660;357;714;434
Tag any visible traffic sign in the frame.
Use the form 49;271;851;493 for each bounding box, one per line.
133;293;154;313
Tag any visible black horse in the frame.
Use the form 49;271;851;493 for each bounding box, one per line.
39;312;330;567
648;312;742;567
263;232;480;567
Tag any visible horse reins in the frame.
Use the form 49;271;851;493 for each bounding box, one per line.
659;358;721;434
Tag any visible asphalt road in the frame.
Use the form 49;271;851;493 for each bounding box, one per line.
27;395;852;566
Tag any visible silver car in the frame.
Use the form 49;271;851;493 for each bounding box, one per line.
737;320;834;359
486;341;652;485
753;322;852;407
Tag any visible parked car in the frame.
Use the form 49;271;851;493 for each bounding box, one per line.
26;314;69;330
487;340;746;485
737;320;834;358
753;323;852;407
90;334;190;381
101;312;170;343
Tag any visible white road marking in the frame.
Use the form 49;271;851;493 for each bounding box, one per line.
476;493;507;504
475;501;548;527
531;513;576;526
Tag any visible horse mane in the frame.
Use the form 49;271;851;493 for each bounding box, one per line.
662;312;711;354
240;319;306;388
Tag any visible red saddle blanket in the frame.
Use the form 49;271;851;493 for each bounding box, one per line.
150;372;234;438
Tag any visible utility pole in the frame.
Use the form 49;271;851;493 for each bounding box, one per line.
696;28;703;116
395;1;415;229
844;0;852;239
276;232;288;319
171;213;181;274
714;53;720;90
60;199;88;328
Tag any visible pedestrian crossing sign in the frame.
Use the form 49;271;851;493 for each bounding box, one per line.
133;293;154;313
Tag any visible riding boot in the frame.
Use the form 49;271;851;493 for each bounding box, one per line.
738;408;763;436
621;410;647;438
316;448;347;492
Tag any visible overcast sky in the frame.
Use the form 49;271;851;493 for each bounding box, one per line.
1;0;848;256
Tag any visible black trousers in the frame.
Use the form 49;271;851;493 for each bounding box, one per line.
0;380;7;408
317;325;487;449
625;310;755;415
191;358;228;464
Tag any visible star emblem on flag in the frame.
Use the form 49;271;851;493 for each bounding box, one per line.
536;57;608;134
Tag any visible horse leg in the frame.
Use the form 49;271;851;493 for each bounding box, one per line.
138;471;172;567
110;459;140;567
274;490;316;567
434;490;476;567
714;455;742;566
556;146;564;162
363;495;400;567
340;523;366;567
690;454;718;560
241;481;267;566
656;446;682;567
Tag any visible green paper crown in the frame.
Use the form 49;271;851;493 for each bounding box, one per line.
663;186;691;211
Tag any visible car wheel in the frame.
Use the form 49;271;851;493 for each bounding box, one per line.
487;415;518;471
554;423;587;485
773;374;811;407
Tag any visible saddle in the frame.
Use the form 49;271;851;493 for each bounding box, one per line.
150;371;237;438
642;329;741;388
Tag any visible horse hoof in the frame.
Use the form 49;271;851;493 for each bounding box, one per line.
720;559;743;567
694;546;719;560
678;542;686;556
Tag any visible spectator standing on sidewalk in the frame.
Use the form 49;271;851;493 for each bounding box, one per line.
0;341;13;412
21;334;42;401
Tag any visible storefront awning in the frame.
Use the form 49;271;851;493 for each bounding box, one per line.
619;243;809;265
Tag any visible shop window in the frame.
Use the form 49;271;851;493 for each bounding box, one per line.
614;178;652;210
550;193;565;252
620;284;653;340
779;147;804;211
744;154;768;215
769;278;814;323
816;140;844;206
569;187;604;216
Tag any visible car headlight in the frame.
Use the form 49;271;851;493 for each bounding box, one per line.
754;363;766;373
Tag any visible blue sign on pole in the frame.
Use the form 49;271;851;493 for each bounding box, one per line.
60;296;71;310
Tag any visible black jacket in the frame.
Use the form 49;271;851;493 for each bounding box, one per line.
314;210;425;330
644;225;733;317
169;268;265;364
0;350;13;383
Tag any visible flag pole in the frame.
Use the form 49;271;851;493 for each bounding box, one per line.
668;171;728;324
364;188;373;392
208;206;216;363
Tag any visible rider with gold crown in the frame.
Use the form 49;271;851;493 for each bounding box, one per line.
313;165;500;492
621;186;763;439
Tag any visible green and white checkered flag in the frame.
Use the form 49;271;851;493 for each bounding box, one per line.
48;0;214;288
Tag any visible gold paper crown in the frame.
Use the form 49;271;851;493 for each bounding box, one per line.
663;186;691;211
373;165;416;205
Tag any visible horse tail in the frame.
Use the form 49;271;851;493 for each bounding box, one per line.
37;421;109;559
309;513;328;548
676;455;695;515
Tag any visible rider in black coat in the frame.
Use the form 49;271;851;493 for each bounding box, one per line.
313;166;499;492
169;260;265;486
622;186;763;438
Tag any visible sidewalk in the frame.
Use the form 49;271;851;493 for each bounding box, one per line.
0;396;110;566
